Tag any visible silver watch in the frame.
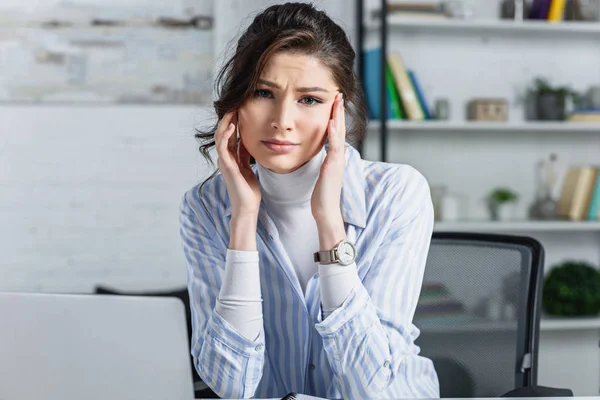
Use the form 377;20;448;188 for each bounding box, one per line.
313;239;357;266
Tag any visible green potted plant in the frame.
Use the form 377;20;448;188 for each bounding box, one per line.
542;261;600;317
488;187;519;221
528;77;582;121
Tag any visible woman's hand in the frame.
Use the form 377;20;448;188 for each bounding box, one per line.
311;93;347;249
215;111;261;220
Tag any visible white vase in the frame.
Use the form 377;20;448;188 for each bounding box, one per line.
497;203;516;221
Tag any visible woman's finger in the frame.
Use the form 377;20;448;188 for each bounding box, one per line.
333;93;345;143
328;93;344;154
215;111;236;146
338;95;346;144
238;139;251;170
216;117;237;170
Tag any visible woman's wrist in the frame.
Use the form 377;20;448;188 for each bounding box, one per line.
316;214;346;251
229;214;259;251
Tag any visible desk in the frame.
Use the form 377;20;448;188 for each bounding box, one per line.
209;397;600;400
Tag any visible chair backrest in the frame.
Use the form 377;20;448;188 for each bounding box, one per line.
0;292;195;400
414;232;544;398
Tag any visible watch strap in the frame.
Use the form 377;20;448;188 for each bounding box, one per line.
313;249;337;264
314;239;346;265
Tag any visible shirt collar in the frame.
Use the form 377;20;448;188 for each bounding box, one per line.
223;142;367;229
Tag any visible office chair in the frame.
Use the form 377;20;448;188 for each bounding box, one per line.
414;232;571;398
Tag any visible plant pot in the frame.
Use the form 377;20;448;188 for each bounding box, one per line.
537;94;566;121
524;92;538;121
497;203;516;221
491;203;516;221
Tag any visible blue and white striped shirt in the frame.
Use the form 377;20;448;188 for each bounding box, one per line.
179;144;440;399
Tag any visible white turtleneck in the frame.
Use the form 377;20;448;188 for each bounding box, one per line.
215;147;360;340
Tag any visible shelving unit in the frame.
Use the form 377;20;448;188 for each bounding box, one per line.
434;220;600;233
366;17;600;36
368;120;600;133
541;316;600;331
415;316;600;333
357;1;600;395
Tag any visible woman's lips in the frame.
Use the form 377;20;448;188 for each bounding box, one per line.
262;141;298;154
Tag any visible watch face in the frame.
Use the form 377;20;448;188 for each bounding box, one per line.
337;241;356;266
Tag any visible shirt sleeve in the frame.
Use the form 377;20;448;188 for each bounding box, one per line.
318;262;361;320
216;249;263;340
314;169;440;399
179;191;265;399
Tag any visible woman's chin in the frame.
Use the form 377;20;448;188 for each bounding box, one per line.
257;156;301;174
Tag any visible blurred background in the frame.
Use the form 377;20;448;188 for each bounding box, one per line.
1;0;600;396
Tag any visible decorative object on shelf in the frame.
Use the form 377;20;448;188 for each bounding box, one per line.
586;85;600;108
466;98;508;121
440;191;468;221
542;260;600;316
473;289;515;321
565;0;586;20
527;77;582;121
440;0;475;19
502;271;521;320
487;187;519;221
524;90;539;120
565;0;600;21
500;0;529;20
430;185;447;221
530;153;559;220
434;98;451;120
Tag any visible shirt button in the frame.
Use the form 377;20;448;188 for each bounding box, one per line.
309;364;316;370
268;235;274;241
255;344;264;351
314;273;320;279
383;360;391;368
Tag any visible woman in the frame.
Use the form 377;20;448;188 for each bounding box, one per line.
179;3;439;399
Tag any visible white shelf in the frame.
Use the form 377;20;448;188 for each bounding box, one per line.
415;317;600;334
434;220;600;233
541;316;600;331
366;17;600;36
416;319;517;333
367;120;600;133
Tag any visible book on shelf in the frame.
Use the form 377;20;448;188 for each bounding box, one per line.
529;0;568;21
529;0;553;19
547;0;567;21
414;282;469;323
558;166;600;220
363;48;395;120
385;62;405;119
386;52;425;120
363;48;433;121
407;69;432;119
567;108;600;122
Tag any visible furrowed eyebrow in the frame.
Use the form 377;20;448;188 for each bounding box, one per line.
257;79;330;93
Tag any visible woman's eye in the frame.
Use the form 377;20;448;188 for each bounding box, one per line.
300;96;322;106
254;89;273;98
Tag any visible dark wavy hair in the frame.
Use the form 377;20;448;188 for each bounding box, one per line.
195;2;368;165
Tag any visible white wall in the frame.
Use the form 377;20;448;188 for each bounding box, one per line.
0;0;355;293
0;105;213;292
2;1;600;287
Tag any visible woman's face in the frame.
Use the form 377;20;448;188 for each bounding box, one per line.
238;52;340;174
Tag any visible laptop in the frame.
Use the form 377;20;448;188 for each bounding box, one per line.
0;292;195;400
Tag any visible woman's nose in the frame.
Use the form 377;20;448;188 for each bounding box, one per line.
271;100;295;132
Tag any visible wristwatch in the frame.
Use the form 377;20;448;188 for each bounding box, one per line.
313;239;357;266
